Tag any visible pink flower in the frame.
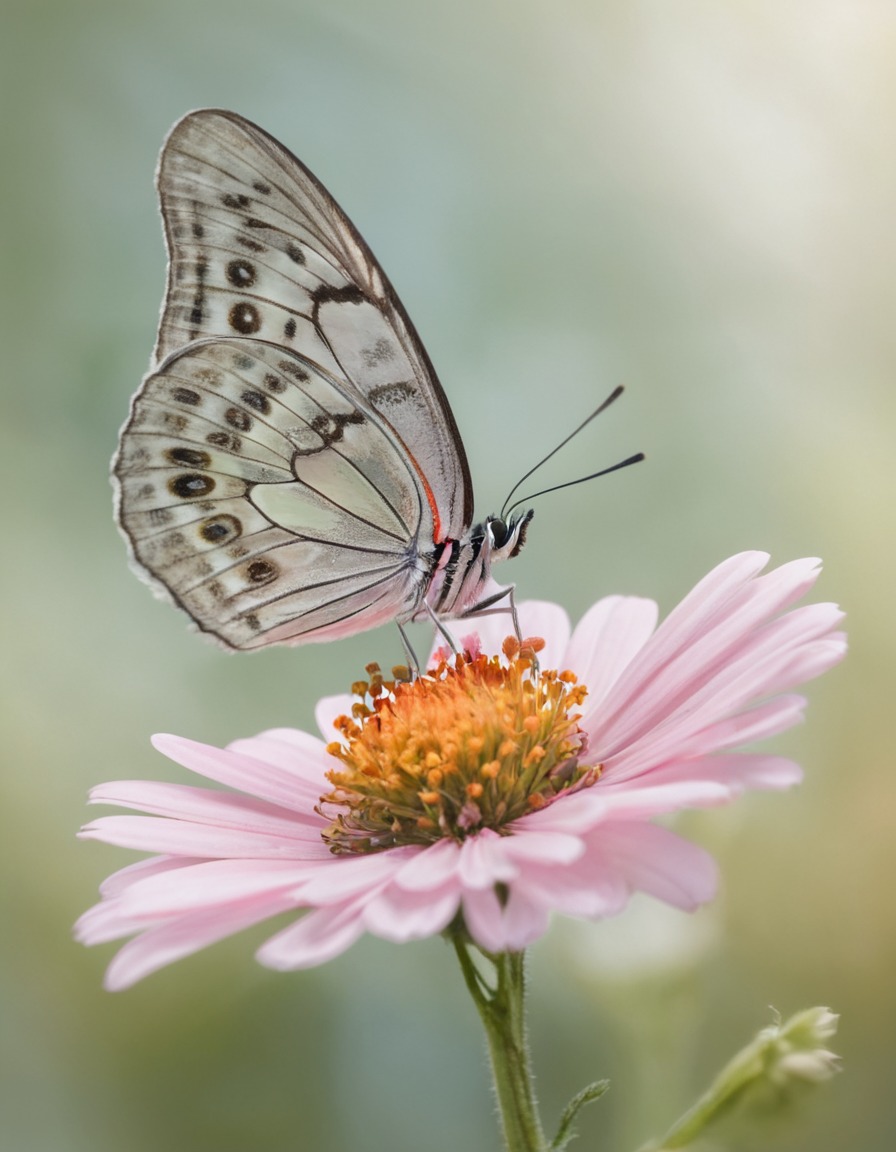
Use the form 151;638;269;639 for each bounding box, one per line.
76;553;845;990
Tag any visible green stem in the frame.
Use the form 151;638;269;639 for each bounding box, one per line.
453;937;547;1152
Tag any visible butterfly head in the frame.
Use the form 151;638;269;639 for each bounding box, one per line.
484;508;534;562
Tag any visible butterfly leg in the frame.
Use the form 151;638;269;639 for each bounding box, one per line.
396;622;421;679
420;599;460;656
462;585;522;641
462;586;539;674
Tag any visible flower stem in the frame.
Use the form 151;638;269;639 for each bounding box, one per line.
453;937;547;1152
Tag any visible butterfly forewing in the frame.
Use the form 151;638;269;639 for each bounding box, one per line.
115;339;432;649
154;109;472;541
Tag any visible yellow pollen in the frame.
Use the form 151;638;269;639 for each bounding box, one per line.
318;646;597;855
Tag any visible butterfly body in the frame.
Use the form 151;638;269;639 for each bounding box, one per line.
114;110;531;650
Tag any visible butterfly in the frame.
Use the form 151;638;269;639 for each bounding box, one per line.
113;109;533;651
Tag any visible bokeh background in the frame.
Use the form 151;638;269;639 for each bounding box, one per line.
2;2;892;1149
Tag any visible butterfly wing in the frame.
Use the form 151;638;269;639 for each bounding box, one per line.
114;339;435;650
154;108;472;544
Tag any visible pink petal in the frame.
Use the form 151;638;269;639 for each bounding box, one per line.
607;753;803;794
151;733;328;811
295;849;412;904
79;814;330;860
460;885;509;951
526;781;731;835
96;855;194;898
109;858;313;917
586;572;843;766
85;780;324;837
102;894;299;991
457;829;521;889
227;727;334;787
362;883;460;941
461;885;550;953
498;829;585;866
590;554;810;744
75;899;157;945
496;886;552;950
394;839;462;892
257;901;367;970
511;855;629;919
564;595;658;708
589;822;719;910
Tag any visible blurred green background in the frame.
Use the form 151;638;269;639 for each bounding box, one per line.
2;2;892;1149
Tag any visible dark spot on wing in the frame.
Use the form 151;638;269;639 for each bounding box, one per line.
169;474;216;499
361;337;395;368
264;372;286;394
172;387;201;406
222;193;250;209
189;256;208;336
226;259;257;288
166;447;212;468
294;410;365;455
312;283;366;307
278;359;310;382
163;413;188;432
246;559;278;585
283;318;297;339
243;612;261;631
225;407;252;431
286;243;305;265
148;508;173;526
368;381;418;408
245;218;267;229
232;352;255;370
237;236;265;253
253;181;272;195
199;514;242;544
191;221;204;239
207;430;241;451
241;389;270;415
228;302;261;334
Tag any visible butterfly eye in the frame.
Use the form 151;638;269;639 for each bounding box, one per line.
488;518;509;549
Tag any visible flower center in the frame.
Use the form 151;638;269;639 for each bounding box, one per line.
320;638;599;855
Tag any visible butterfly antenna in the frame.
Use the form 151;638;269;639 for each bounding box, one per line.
503;452;645;518
500;385;627;519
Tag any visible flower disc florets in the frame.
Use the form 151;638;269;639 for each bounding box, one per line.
320;639;596;854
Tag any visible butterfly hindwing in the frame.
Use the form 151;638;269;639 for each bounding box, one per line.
115;339;432;649
154;108;473;542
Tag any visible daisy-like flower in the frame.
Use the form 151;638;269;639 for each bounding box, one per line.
76;553;845;990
